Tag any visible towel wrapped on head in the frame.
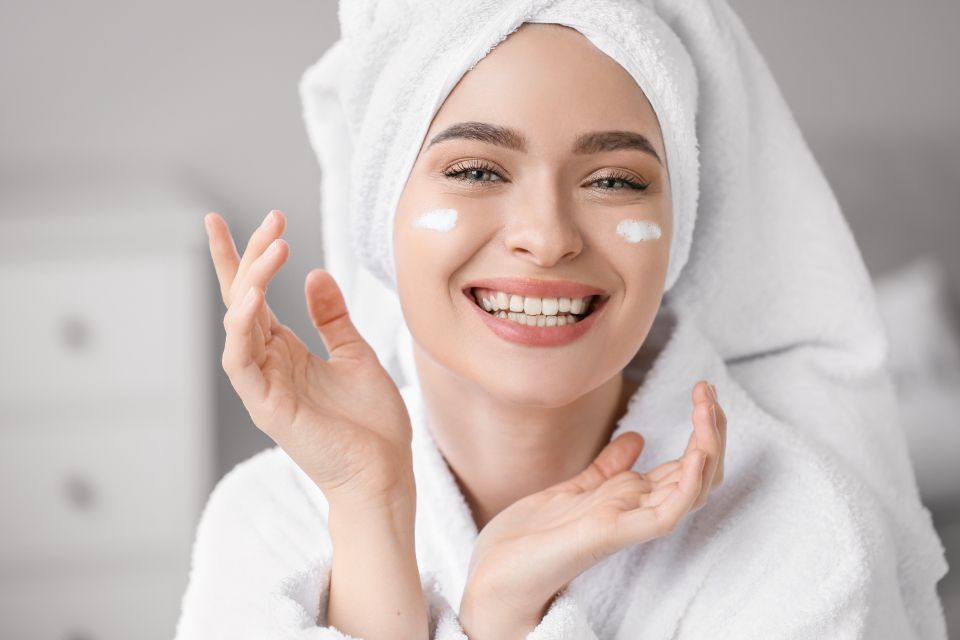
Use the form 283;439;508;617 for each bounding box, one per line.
306;0;699;297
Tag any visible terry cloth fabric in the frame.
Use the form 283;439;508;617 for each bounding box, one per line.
174;0;951;637
173;315;949;638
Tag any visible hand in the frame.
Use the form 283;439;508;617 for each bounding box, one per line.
459;380;727;638
204;210;417;512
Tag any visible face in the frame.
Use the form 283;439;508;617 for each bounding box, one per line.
393;22;672;407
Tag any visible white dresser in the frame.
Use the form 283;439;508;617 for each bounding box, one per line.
0;193;216;640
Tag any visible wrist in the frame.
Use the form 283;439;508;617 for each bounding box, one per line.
327;466;417;521
328;486;416;540
459;583;547;640
326;479;427;640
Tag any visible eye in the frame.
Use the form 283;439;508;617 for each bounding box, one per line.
442;162;649;192
589;171;649;192
444;160;505;185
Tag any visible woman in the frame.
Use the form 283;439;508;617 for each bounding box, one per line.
175;1;949;638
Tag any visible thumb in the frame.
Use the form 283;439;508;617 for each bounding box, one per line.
305;269;374;361
564;431;645;494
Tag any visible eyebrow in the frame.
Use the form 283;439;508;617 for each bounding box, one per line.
425;121;662;165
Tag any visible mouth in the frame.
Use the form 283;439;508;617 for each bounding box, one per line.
464;287;607;327
459;277;611;347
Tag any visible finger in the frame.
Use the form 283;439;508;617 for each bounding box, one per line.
707;383;726;486
688;402;720;509
644;459;681;483
305;269;375;361
234;210;287;299
650;465;682;488
563;431;645;494
681;380;712;456
614;449;705;545
637;482;679;509
204;212;242;307
221;286;268;406
249;239;288;338
692;381;727;489
714;399;727;487
653;448;705;526
692;379;713;405
690;384;721;508
241;237;289;300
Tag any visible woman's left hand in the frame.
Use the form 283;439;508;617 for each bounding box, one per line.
458;380;727;639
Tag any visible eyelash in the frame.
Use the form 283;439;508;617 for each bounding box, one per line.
443;160;649;192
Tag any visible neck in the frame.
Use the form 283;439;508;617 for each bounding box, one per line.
413;344;640;531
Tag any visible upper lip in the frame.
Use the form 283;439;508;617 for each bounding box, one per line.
462;276;608;299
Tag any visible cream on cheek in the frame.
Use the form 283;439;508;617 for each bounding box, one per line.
616;219;662;243
413;208;458;231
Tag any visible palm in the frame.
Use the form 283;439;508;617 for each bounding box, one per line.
467;451;684;609
205;210;414;505
462;383;725;621
245;306;409;488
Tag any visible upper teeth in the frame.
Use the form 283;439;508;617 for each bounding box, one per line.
472;288;593;316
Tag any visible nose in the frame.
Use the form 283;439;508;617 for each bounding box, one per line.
503;190;584;267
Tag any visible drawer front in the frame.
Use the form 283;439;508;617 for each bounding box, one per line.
0;564;188;640
0;253;198;407
0;414;202;566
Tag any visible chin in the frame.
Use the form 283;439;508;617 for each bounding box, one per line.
467;361;600;408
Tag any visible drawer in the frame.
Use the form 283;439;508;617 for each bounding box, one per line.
0;564;188;640
0;413;203;566
0;253;202;408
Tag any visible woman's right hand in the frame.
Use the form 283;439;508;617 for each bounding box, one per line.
204;209;416;513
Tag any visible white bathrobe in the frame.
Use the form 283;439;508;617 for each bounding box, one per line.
173;312;949;639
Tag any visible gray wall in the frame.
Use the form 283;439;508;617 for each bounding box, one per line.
2;0;957;477
737;0;960;287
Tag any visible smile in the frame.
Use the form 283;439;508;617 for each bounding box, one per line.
470;288;600;326
461;277;610;347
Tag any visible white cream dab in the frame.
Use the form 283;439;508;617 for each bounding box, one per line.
616;219;662;243
413;208;458;231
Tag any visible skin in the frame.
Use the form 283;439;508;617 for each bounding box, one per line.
203;22;727;640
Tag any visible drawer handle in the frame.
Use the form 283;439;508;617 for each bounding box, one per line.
63;473;98;512
60;314;93;352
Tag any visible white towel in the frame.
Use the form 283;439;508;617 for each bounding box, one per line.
174;0;951;637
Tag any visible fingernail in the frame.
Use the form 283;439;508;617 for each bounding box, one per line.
242;288;257;308
709;383;718;401
711;403;718;425
266;238;279;255
260;210;275;229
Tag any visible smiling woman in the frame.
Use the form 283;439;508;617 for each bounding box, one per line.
174;1;950;639
393;22;675;527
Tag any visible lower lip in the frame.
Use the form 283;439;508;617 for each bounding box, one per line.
464;291;608;347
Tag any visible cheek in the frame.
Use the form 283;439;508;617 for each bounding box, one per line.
615;219;662;243
395;206;491;317
594;216;670;311
412;208;458;231
594;217;670;272
398;206;495;277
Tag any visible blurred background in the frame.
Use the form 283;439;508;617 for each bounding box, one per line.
0;0;957;637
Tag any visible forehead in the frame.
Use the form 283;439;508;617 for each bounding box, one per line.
424;22;664;156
